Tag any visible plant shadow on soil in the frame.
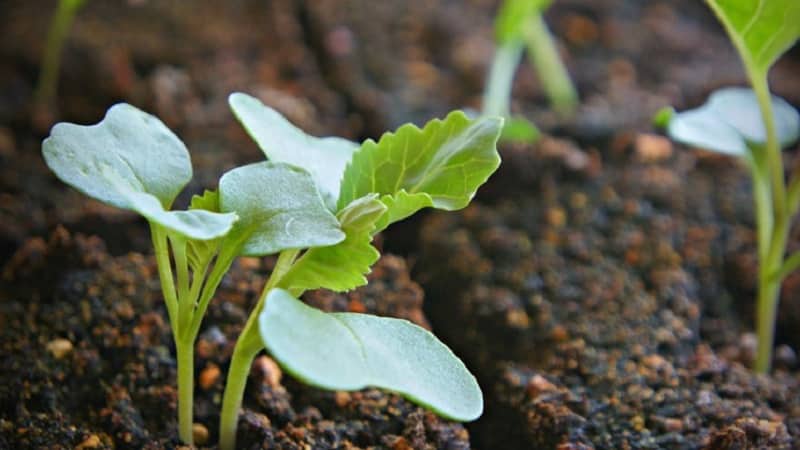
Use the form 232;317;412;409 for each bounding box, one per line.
1;0;800;449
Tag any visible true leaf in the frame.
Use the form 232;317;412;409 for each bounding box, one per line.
218;162;345;257
337;111;502;230
501;116;540;143
228;93;358;208
279;194;386;293
705;0;800;79
187;190;225;269
259;289;483;421
43;103;192;209
667;87;800;156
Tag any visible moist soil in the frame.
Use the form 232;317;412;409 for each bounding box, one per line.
1;0;799;449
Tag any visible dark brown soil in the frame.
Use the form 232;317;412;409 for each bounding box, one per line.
1;0;799;449
1;228;468;449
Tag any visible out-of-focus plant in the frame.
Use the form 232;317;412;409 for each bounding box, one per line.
35;0;87;111
659;0;800;373
482;0;578;143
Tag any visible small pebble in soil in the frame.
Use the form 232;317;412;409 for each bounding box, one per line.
75;434;102;449
192;423;209;445
253;355;282;387
634;133;672;162
46;338;73;359
199;363;221;390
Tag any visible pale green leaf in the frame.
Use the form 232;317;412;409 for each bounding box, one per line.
706;0;800;77
42;103;192;209
338;111;502;229
259;289;483;421
218;162;345;257
42;103;237;241
279;195;386;293
667;87;799;155
228;93;358;208
112;182;236;241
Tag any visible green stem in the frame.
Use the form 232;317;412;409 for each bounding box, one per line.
749;155;773;263
482;39;524;117
522;12;578;117
188;246;238;339
749;75;789;373
755;271;781;373
150;224;179;329
218;249;299;450
751;78;785;219
171;236;192;333
176;338;195;445
35;0;86;107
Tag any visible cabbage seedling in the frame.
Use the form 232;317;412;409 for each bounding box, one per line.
41;104;244;445
216;93;503;450
483;0;577;142
35;0;87;111
660;0;800;373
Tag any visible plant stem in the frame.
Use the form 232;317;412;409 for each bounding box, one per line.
749;75;788;373
751;78;786;219
218;333;261;450
176;338;195;445
522;12;578;117
151;224;197;443
482;39;524;117
35;0;86;108
151;225;179;328
218;249;299;450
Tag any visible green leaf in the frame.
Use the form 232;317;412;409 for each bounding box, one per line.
495;0;551;43
218;162;345;257
279;195;386;293
190;189;221;212
652;106;675;130
500;116;540;143
228;93;359;208
338;111;503;230
187;190;225;269
705;0;800;79
43;103;192;209
667;87;799;156
259;289;483;421
42;103;237;240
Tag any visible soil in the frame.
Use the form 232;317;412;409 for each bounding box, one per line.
1;0;799;449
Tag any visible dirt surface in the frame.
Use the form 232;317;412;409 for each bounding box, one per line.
1;0;799;448
0;228;468;449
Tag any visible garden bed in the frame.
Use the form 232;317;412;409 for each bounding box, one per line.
1;0;799;448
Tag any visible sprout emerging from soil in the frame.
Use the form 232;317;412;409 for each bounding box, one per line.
659;0;800;373
41;95;502;448
41;104;241;445
218;93;502;450
483;0;578;142
35;0;87;114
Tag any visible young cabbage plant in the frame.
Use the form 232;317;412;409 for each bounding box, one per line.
41;104;243;446
483;0;577;143
216;93;503;450
36;0;87;111
660;0;800;373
